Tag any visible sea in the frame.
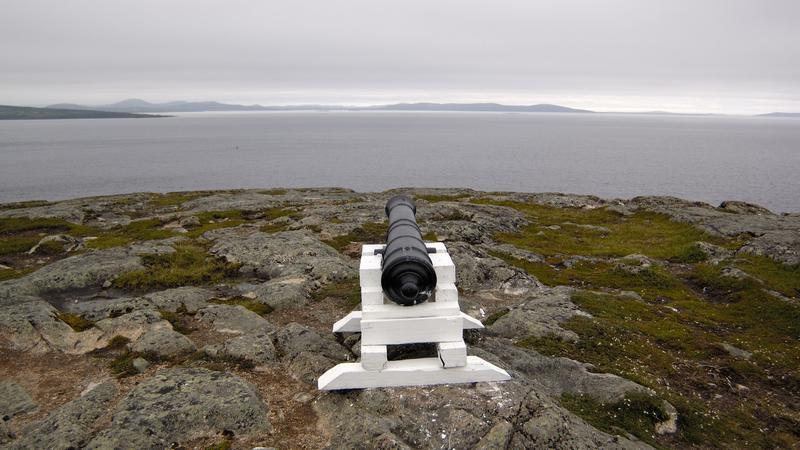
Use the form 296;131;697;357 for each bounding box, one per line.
1;111;798;212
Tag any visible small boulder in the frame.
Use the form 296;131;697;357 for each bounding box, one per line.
85;368;270;449
273;322;351;362
0;380;38;419
196;304;275;335
131;328;196;359
8;381;117;450
132;357;151;373
203;333;277;366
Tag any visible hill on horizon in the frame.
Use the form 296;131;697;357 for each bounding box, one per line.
46;98;595;114
0;104;168;120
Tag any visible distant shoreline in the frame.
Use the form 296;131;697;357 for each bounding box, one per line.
0;104;169;120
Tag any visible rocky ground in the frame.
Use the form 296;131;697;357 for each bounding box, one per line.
0;188;798;449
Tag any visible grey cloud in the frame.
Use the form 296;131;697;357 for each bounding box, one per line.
1;0;798;113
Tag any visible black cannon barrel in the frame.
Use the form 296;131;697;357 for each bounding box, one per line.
381;195;437;306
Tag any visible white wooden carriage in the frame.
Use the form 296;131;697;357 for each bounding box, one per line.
318;242;510;390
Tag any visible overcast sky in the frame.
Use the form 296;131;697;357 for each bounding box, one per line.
1;0;798;114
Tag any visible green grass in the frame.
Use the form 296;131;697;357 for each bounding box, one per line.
560;392;668;447
204;439;232;450
0;200;51;210
260;188;288;195
0;217;93;255
478;200;729;260
311;278;360;310
492;251;693;302
87;218;176;249
57;312;94;331
109;352;139;377
185;210;246;237
185;207;298;238
0;267;34;281
158;309;191;334
209;297;273;316
670;243;709;264
483;309;510;326
518;286;800;447
734;255;800;298
414;193;470;203
113;241;241;290
324;222;387;253
146;191;208;208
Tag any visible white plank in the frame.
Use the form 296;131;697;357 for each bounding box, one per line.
361;315;462;345
332;311;483;333
362;301;460;320
318;356;511;390
332;311;362;333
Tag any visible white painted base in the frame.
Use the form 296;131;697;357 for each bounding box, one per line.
320;241;510;390
318;356;510;390
332;311;484;333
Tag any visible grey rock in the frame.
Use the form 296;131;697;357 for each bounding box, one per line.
0;380;38;420
63;287;216;322
694;241;734;265
627;196;800;265
482;242;544;263
131;327;196;358
8;381;117;450
203;333;277;366
288;351;341;385
132;357;150;373
0;306;170;355
474;421;513;449
274;322;351;362
0;300;75;353
86;368;270;449
182;190;286;213
27;234;84;254
0;247;142;305
0;420;10;445
246;276;310;310
60;296;153;322
477;337;650;403
489;287;586;342
196;304;275;335
315;378;649;450
143;286;216;313
207;228;356;284
447;242;542;295
719;200;774;215
720;342;753;361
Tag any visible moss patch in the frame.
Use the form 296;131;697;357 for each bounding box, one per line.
311;278;360;310
57;312;94;331
324;222;387;253
734;255;800;298
479;200;728;260
87;218;176;249
414;193;470;203
0;200;52;210
560;392;668;446
209;297;273;316
113;241;241;290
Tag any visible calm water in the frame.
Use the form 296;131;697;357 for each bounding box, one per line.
1;112;798;212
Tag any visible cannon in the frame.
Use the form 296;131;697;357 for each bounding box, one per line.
319;195;511;390
380;195;437;306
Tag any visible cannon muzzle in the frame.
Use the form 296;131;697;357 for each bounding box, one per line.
381;195;437;306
